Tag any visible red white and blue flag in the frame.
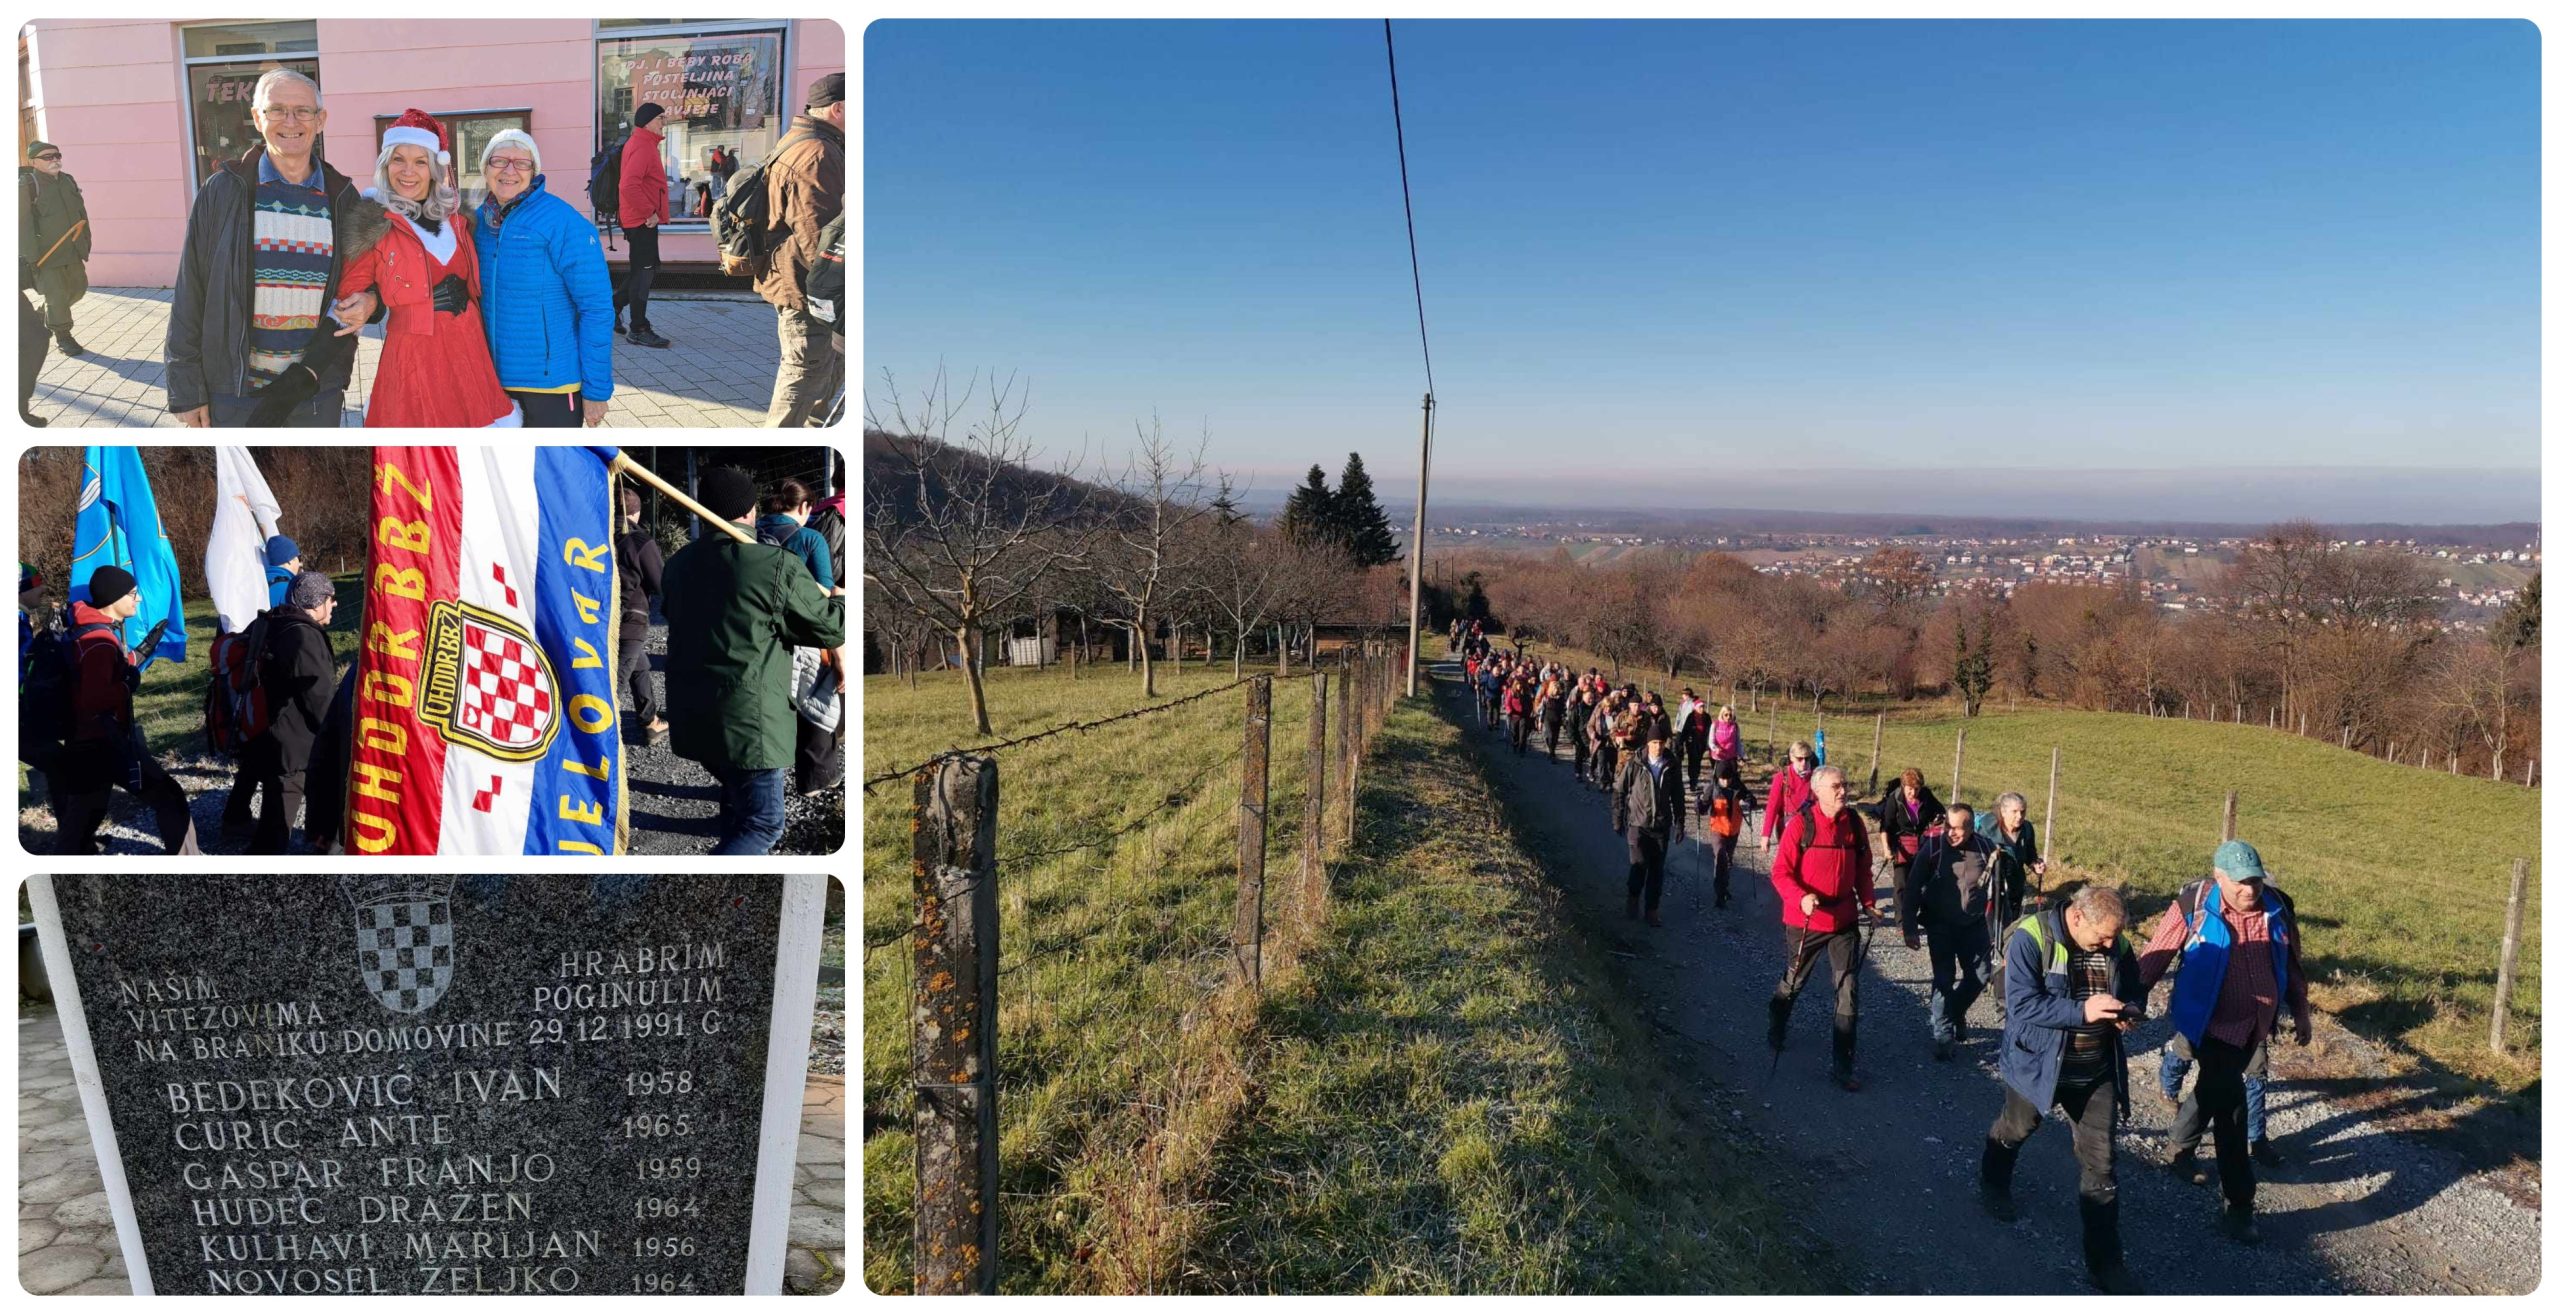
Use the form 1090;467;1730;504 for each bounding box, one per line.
347;446;625;856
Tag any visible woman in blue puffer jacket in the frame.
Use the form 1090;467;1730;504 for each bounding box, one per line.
470;130;614;427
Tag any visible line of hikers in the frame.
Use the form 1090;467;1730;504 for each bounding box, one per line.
1447;632;2310;1294
17;468;848;856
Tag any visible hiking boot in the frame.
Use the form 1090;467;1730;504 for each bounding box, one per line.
1979;1138;2019;1221
1933;1036;1954;1062
2169;1149;2207;1186
2089;1260;2145;1295
2252;1138;2285;1170
54;330;84;357
627;327;671;349
2220;1202;2261;1245
1766;998;1791;1054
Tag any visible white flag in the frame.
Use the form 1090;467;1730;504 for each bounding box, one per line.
205;446;283;634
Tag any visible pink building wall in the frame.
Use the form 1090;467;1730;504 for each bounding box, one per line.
22;17;843;286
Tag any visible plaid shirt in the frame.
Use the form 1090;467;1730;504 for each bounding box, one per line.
2139;892;2309;1050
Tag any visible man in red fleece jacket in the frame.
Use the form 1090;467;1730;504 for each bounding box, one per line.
613;102;673;348
1768;763;1879;1090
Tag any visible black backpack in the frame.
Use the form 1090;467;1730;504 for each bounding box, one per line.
19;618;111;768
712;127;818;278
588;136;627;229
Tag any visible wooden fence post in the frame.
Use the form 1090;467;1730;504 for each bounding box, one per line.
2452;753;2461;776
913;755;1000;1295
1339;661;1359;847
2490;857;2529;1055
1950;728;1966;805
2420;747;2430;771
2528;760;2537;789
2387;741;2397;764
2299;713;2309;737
1867;712;1884;796
1234;676;1271;989
2044;747;2059;860
2221;790;2238;843
1304;672;1329;915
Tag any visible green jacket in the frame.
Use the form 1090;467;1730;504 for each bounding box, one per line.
661;531;846;771
19;168;90;307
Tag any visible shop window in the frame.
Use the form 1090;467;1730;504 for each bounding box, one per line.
182;21;319;59
374;110;531;203
595;25;787;227
182;21;321;189
186;59;321;190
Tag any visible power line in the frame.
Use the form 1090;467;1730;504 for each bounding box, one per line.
1383;19;1433;396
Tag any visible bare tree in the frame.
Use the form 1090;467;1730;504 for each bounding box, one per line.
1270;535;1360;675
864;367;1092;735
1192;515;1292;677
1088;416;1217;699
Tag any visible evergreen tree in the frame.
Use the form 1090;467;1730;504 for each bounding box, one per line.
1276;464;1337;547
1209;487;1246;529
2492;571;2540;652
1333;451;1400;567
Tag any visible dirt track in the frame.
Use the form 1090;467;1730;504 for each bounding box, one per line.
1432;661;2538;1295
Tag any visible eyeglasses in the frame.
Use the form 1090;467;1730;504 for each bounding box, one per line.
32;152;60;161
485;159;534;174
260;106;323;122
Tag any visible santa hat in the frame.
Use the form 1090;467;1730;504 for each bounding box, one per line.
380;108;449;167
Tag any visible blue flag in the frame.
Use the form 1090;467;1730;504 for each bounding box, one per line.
69;445;187;670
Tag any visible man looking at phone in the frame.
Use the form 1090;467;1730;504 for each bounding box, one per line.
51;565;200;853
1979;883;2142;1294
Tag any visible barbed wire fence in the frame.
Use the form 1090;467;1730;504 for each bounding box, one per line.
884;639;1407;1294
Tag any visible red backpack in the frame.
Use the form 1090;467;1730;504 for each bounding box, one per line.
204;614;275;756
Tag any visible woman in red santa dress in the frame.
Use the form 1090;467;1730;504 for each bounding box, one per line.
329;109;520;426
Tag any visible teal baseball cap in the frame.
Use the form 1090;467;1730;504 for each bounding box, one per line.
2213;839;2267;882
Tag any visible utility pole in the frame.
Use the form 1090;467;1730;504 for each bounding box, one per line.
1403;391;1434;697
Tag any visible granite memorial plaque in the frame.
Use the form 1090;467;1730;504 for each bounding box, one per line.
29;873;827;1296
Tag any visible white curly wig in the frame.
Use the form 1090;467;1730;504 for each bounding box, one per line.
374;142;460;224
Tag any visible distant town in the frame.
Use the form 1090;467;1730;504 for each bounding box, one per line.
1402;512;2540;631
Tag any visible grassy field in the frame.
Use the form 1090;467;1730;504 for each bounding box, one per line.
862;660;1334;1292
860;660;1831;1293
1446;639;2538;1093
1182;696;1836;1294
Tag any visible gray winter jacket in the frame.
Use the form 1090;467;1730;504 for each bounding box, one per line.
165;148;386;413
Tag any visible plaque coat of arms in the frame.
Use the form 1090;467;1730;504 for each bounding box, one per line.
339;874;459;1014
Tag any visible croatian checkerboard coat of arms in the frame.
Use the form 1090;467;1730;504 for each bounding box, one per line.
340;874;458;1014
420;599;562;761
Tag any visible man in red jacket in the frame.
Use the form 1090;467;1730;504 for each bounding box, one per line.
50;565;200;854
1761;739;1816;846
1768;763;1878;1089
612;102;673;348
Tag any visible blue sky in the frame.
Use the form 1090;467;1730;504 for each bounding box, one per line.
864;20;2540;520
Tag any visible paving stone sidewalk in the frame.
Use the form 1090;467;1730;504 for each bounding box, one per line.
17;1007;847;1295
23;287;830;429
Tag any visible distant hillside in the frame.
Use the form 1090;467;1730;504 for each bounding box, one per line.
862;428;1133;530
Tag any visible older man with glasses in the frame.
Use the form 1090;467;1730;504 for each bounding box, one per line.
165;68;383;427
469;129;616;427
20;141;91;362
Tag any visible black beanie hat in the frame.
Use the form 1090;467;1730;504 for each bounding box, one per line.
88;564;136;608
700;466;758;521
633;102;665;129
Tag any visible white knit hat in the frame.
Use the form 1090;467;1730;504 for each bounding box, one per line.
479;128;540;175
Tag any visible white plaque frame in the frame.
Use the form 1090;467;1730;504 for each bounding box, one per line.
27;873;830;1297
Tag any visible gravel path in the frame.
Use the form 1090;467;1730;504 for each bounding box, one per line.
1434;662;2539;1295
15;622;843;857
